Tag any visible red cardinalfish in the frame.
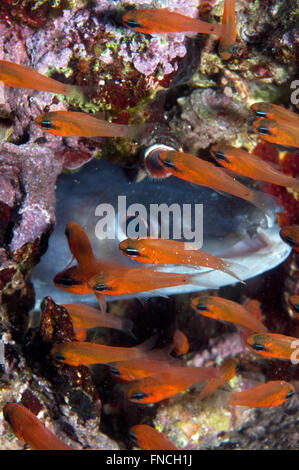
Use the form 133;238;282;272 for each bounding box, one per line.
51;336;156;366
289;295;299;319
87;267;200;296
129;424;178;450
210;144;299;192
157;150;273;217
3;403;74;450
218;0;236;60
119;237;245;283
246;332;299;360
251;102;299;127
280;225;299;253
127;365;219;404
64;222;94;273
0;60;78;97
35;110;147;139
228;381;294;407
251;118;299;149
199;357;237;400
109;356;179;382
191;296;267;333
172;329;189;356
62;303;135;341
122;7;228;38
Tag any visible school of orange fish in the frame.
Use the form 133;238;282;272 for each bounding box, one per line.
2;0;299;451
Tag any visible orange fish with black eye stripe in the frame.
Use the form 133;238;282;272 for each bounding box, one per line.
51;336;156;366
129;424;178;450
218;0;236;60
127;365;219;404
246;332;299;360
251;102;299;127
228;381;294;407
35;110;148;139
210;144;299;192
0;60;78;96
280;225;299;253
119;237;245;283
109;356;179;382
62;303;135;341
157;150;274;217
3;403;74;450
122;6;228;38
64;222;94;273
251;118;299;149
191;296;267;334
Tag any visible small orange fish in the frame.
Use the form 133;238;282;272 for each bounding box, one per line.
157;150;273;216
210;144;299;192
3;403;74;450
172;329;189;356
51;336;156;366
119;237;244;283
109;356;177;382
251;102;299;127
199;357;237;400
191;296;267;333
251;118;299;149
0;60;76;96
87;267;197;296
218;0;236;60
35;110;147;139
127;365;218;403
64;222;94;273
289;295;299;319
280;225;299;253
129;424;178;450
62;303;135;340
122;7;227;38
228;380;294;407
246;332;299;360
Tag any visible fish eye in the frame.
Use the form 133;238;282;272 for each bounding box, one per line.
286;390;294;399
55;276;81;287
125;19;141;28
252;342;266;351
214;151;228;162
110;367;120;376
130;392;147;400
53;352;65;361
291;303;299;314
282;235;296;246
94;283;108;292
257;125;270;136
162;159;176;170
196;303;206;311
40;120;53;130
125;247;140;257
129;432;137;441
255;110;266;118
65;226;71;239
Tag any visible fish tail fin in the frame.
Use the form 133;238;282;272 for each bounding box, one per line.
248;190;277;228
95;293;107;314
219;259;247;284
120;317;137;340
188;271;221;289
125;123;153;142
137;334;159;354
